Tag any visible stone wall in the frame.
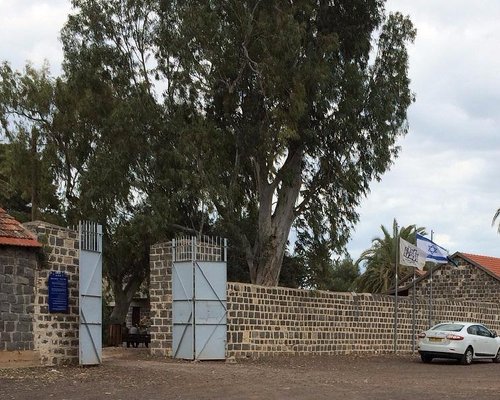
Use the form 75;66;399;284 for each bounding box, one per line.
150;241;500;359
25;222;80;365
414;258;500;303
226;283;500;358
0;247;37;351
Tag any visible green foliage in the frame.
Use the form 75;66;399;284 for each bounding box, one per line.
329;257;361;292
355;219;426;293
0;62;60;220
160;0;416;285
0;143;30;217
1;0;417;312
58;0;218;321
105;213;153;291
293;233;360;290
278;253;309;289
60;0;416;289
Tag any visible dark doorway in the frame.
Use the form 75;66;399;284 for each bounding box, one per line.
132;306;141;326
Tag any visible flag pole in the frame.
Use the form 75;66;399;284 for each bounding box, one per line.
428;230;434;328
394;223;399;353
412;265;416;352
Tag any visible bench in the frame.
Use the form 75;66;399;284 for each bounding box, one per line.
125;333;151;348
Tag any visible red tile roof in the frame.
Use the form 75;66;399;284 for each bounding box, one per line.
0;208;42;248
460;253;500;279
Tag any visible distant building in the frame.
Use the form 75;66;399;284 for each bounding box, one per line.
0;208;42;353
394;252;500;303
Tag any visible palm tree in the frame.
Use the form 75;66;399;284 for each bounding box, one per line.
354;219;426;293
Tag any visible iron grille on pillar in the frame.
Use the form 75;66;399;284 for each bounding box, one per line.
172;236;228;263
78;221;102;252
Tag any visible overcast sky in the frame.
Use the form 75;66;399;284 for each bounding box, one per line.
1;0;499;260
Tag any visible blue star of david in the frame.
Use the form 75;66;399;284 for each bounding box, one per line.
428;244;438;255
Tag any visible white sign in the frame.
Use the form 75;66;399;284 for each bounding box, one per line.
400;237;426;270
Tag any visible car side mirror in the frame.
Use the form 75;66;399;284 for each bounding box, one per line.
492;331;497;338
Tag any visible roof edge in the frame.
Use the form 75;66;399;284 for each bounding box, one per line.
456;252;500;281
0;237;42;248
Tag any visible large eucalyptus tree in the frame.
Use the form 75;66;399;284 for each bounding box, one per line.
59;0;416;289
163;0;416;285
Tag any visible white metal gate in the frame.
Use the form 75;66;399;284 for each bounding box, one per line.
172;237;227;360
79;221;103;365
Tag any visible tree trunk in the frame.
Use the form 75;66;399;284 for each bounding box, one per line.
30;132;39;221
254;232;288;285
109;278;142;325
249;147;303;286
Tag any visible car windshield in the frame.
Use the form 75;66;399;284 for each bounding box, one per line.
431;323;464;332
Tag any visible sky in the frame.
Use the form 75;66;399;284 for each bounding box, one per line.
0;0;499;261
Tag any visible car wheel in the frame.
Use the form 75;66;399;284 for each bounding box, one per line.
420;354;433;364
493;348;500;363
460;346;473;365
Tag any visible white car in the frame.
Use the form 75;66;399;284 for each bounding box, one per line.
417;322;500;365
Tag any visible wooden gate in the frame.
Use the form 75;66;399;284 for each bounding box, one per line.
79;221;103;365
172;237;227;360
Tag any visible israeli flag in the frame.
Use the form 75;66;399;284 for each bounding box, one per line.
416;233;449;264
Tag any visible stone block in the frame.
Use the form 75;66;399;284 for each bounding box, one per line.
66;348;78;357
12;332;22;342
1;312;18;322
10;304;26;314
17;322;32;332
16;276;29;285
5;321;15;332
6;342;21;351
1;283;14;294
23;284;34;295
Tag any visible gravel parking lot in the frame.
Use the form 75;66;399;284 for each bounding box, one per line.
1;347;500;400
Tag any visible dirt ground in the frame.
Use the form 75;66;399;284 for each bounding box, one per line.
1;347;500;400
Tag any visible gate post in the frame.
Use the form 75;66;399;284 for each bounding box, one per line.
149;242;174;357
24;222;80;365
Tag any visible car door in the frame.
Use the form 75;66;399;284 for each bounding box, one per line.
475;325;497;357
466;325;481;351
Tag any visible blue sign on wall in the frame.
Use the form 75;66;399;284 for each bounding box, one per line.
48;272;69;313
